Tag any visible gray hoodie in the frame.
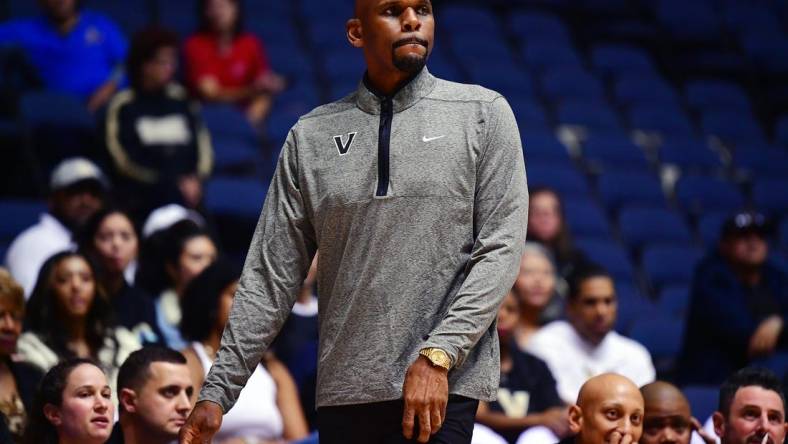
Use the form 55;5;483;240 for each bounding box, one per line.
199;68;528;410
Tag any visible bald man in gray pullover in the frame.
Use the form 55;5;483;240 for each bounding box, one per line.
180;0;528;443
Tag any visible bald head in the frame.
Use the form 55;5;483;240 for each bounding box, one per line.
569;374;645;444
640;382;693;444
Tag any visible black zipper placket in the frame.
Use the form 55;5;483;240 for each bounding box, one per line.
375;97;393;197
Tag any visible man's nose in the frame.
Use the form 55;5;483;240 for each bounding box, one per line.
661;427;679;444
401;7;421;32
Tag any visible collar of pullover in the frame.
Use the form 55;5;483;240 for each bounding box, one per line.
356;67;436;115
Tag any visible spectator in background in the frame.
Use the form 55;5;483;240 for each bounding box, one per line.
17;252;140;399
5;157;108;297
22;358;114;444
527;187;586;279
77;208;162;345
272;254;319;429
512;243;560;350
107;347;193;444
678;211;788;386
105;27;213;216
0;0;127;112
526;264;655;404
179;260;310;443
561;373;644;444
0;269;43;442
135;221;217;350
640;381;716;444
473;291;567;444
184;0;286;127
713;367;787;444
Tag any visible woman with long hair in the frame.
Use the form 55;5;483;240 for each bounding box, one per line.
180;260;310;443
512;243;561;350
23;358;114;444
135;220;217;349
77;208;162;345
16;252;140;398
526;187;587;279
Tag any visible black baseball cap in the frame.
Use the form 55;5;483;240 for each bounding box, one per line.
720;211;772;238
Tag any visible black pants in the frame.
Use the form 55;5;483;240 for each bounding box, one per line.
318;395;479;444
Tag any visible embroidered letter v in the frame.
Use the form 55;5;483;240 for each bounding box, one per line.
333;132;357;155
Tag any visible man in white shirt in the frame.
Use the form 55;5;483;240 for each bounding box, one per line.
5;157;108;296
526;265;655;404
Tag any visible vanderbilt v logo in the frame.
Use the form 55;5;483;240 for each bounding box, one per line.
333;132;357;156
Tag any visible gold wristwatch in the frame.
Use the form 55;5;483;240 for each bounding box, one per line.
419;348;452;370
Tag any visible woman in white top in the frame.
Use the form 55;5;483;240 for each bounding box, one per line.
179;260;309;443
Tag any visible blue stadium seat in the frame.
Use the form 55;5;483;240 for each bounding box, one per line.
658;284;691;319
563;198;612;238
574;238;635;282
752;179;788;216
508;11;571;42
201;105;259;144
557;101;621;130
440;5;500;33
7;0;39;17
20;91;94;129
685;80;752;112
642;244;703;289
674;175;744;215
0;199;46;242
654;0;723;43
522;131;571;163
618;206;693;247
614;74;682;107
682;386;719;423
629;313;685;372
527;161;590;196
741;31;788;74
697;212;730;246
781;218;788;250
776;115;788;149
722;2;784;37
700;110;767;146
582;133;649;170
659;138;721;171
733;146;788;178
509;99;549;132
155;0;197;36
540;67;605;101
615;287;657;334
597;171;665;210
590;44;656;78
451;34;513;61
204;177;268;219
522;39;583;70
265;112;300;147
82;0;151;35
323;48;366;83
627;105;694;136
466;63;533;98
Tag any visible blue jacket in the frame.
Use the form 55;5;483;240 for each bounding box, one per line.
677;250;788;385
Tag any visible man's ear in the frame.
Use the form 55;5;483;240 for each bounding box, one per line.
712;411;725;439
568;404;583;435
347;18;363;48
43;403;62;426
119;388;138;413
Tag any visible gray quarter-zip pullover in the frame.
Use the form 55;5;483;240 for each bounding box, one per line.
199;68;528;410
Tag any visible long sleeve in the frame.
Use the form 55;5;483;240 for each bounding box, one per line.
420;96;528;368
198;127;317;413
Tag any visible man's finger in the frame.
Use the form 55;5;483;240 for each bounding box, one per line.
620;432;634;444
430;403;442;435
609;431;623;444
418;408;432;443
402;405;416;440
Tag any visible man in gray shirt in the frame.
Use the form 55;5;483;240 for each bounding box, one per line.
179;0;528;443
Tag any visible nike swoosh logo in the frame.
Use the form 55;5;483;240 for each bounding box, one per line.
422;135;445;142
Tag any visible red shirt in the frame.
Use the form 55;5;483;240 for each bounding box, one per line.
184;32;271;96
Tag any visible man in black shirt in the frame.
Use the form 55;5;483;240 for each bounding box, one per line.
678;211;788;385
641;381;716;444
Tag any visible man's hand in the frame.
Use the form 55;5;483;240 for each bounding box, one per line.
748;315;783;358
178;175;203;209
538;407;570;438
608;431;636;444
179;400;223;444
87;80;118;112
691;416;718;444
402;355;449;443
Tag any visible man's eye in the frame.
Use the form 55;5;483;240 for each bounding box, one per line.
631;414;642;425
606;410;619;419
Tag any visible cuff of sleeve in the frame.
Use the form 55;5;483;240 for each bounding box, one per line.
197;386;231;414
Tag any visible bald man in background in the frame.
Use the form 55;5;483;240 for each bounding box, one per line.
559;373;644;444
641;381;717;444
